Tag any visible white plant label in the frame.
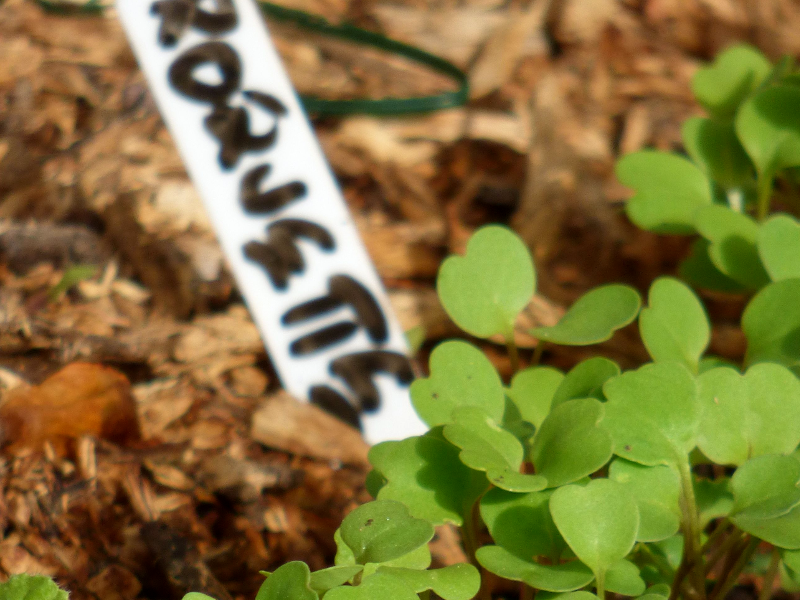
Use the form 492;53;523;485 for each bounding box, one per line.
116;0;425;442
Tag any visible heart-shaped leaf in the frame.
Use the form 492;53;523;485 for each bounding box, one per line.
609;459;681;542
551;357;621;407
605;559;646;596
694;478;734;527
0;575;69;600
476;546;594;592
616;151;712;234
337;500;434;565
757;213;800;281
507;366;565;429
550;479;639;583
679;238;745;293
309;567;364;595
444;407;547;492
682;117;754;188
531;398;614;488
530;285;641;346
369;433;487;526
411;340;505;427
692;44;771;119
730;453;800;548
736;85;800;178
538;593;597;600
480;487;567;561
639;277;710;373
694;205;770;289
377;565;480;600
437;225;535;338
255;562;319;600
324;572;418;600
698;364;800;466
742;278;800;372
603;362;699;466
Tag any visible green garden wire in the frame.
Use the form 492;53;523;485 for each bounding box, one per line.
31;0;469;116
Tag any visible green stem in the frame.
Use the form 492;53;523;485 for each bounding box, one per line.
461;500;492;600
521;584;534;600
506;331;520;374
757;548;780;600
704;528;745;577
637;542;675;580
596;571;606;600
712;537;759;600
677;459;705;600
531;341;546;367
756;173;774;221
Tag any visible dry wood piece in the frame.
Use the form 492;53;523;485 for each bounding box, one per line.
0;362;140;455
251;392;370;466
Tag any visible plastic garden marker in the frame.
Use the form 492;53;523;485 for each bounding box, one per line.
410;340;505;427
615;151;712;234
691;44;771;120
742;278;800;372
116;0;423;442
437;225;535;339
757;214;800;280
550;479;640;597
530;284;641;346
639;277;710;373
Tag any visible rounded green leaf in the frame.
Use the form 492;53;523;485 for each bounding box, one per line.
309;567;363;595
552;357;620;407
757;214;800;281
437;225;535;338
616;151;712;234
530;285;641;346
411;340;505;427
736;85;800;177
480;487;567;561
542;593;597;600
639;277;710;372
679;238;745;293
377;565;481;600
255;562;319;600
742;278;800;372
694;205;770;289
339;500;435;565
369;434;487;526
0;576;69;600
682;117;754;188
605;559;646;596
550;479;639;579
324;572;418;600
695;478;734;527
507;366;565;429
698;364;800;466
609;459;681;542
730;453;800;548
444;407;547;492
531;398;614;488
692;44;771;119
603;362;700;465
476;546;594;592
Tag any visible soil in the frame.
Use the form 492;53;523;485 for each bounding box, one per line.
0;0;798;598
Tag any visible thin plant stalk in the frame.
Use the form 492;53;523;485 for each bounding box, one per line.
506;331;520;374
713;537;760;600
757;173;773;221
757;548;781;600
531;341;546;367
677;460;706;600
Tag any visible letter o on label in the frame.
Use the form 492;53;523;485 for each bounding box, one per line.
168;41;241;105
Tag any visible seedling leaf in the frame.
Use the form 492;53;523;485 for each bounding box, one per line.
369;434;487;526
639;277;710;372
377;565;481;600
254;562;319;600
338;500;435;565
411;340;505;427
730;453;800;548
605;559;647;596
694;205;770;289
550;479;639;582
0;575;69;600
679;239;745;293
609;459;681;542
692;44;771;119
507;366;565;429
444;407;547;492
616;151;712;234
324;572;417;600
309;567;363;594
695;478;734;527
757;214;800;281
530;285;641;346
476;546;594;592
531;398;614;488
437;225;535;338
603;362;699;465
551;357;620;407
742;278;800;372
682;117;754;188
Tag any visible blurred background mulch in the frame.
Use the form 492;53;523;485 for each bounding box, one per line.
0;0;795;598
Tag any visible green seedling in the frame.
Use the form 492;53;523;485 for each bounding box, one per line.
0;575;69;600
